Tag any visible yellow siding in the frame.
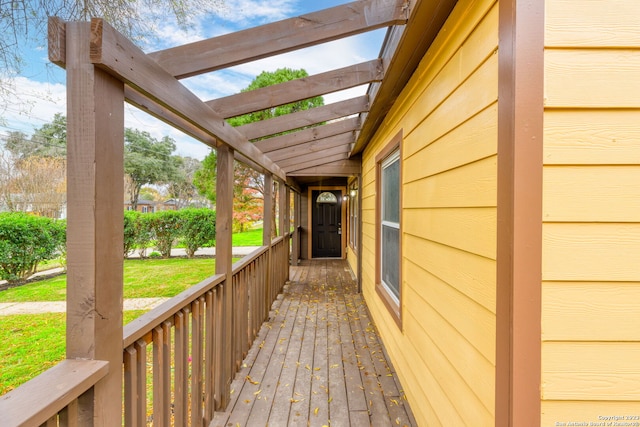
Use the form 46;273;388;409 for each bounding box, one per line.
542;0;640;420
360;0;498;424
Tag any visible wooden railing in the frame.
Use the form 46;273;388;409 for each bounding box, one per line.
0;359;108;426
0;236;291;427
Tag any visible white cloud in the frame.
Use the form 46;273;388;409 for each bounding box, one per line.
4;1;385;160
215;0;298;25
0;77;67;134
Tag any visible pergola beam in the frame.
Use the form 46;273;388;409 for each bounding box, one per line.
149;0;407;79
266;133;355;163
87;18;286;182
207;60;383;119
237;95;369;141
282;152;351;173
256;117;360;153
277;145;351;169
287;159;362;176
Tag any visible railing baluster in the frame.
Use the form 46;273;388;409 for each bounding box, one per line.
214;284;224;409
204;290;215;424
124;346;138;427
191;298;204;427
174;310;188;427
134;339;147;426
153;324;170;427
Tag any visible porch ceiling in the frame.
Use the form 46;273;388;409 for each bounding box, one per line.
113;0;458;186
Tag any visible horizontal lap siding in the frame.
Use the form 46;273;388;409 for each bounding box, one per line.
361;0;498;424
542;0;640;422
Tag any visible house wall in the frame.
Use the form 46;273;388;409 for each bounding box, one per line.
360;0;499;424
541;0;640;422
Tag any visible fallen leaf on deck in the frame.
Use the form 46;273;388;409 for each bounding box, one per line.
246;375;260;385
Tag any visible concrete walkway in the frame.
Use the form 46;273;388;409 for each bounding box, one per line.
0;246;263;316
0;298;169;316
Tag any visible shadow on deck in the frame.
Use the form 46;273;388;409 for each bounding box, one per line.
212;259;416;426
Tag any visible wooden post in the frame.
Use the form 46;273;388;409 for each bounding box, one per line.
279;181;286;239
284;186;291;280
64;21;125;425
263;174;273;312
291;192;300;265
215;143;234;409
263;174;273;246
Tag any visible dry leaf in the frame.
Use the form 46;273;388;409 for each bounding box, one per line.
314;407;319;416
246;375;260;385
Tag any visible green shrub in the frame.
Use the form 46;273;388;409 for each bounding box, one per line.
123;210;139;257
179;208;216;258
133;213;153;258
0;213;65;283
147;210;181;258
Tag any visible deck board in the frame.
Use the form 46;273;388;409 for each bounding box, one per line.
211;259;416;427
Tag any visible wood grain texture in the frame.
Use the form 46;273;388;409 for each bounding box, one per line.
89;18;286;181
283;153;351;173
544;49;640;108
207;60;383;119
404;208;497;260
256;118;359;153
403;234;496;311
0;360;108;427
212;260;417;426
149;0;407;78
543;223;640;281
544;109;640;165
288;160;362;177
545;0;640;47
542;401;640;426
404;104;497;182
404;155;497;208
266;133;354;163
542;281;640;341
237;96;369;141
542;342;640;400
543;165;640;222
403;283;495;422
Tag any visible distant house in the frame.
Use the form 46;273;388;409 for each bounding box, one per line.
124;199;156;213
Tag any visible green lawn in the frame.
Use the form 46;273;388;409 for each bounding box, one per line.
0;257;221;302
0;230;263;394
232;228;263;246
0;311;144;395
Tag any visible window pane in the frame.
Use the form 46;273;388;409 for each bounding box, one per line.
381;225;399;300
382;159;400;223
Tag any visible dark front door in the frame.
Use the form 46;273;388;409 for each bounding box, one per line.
312;190;342;258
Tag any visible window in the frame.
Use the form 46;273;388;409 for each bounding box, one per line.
376;131;402;327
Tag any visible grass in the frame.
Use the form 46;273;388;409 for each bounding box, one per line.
0;311;145;395
0;229;262;393
0;257;222;303
232;227;263;246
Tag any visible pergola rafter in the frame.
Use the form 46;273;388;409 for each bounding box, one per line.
149;0;408;79
206;60;384;119
237;95;369;141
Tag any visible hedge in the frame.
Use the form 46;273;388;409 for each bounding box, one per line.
0;210;216;281
0;213;66;284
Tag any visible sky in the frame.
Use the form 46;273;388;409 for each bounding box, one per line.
0;0;385;160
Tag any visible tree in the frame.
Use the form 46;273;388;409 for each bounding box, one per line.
167;156;202;209
7;156;67;218
195;68;323;235
193;149;217;204
0;0;225;109
124;128;180;210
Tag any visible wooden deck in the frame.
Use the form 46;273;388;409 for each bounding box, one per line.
211;259;416;427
